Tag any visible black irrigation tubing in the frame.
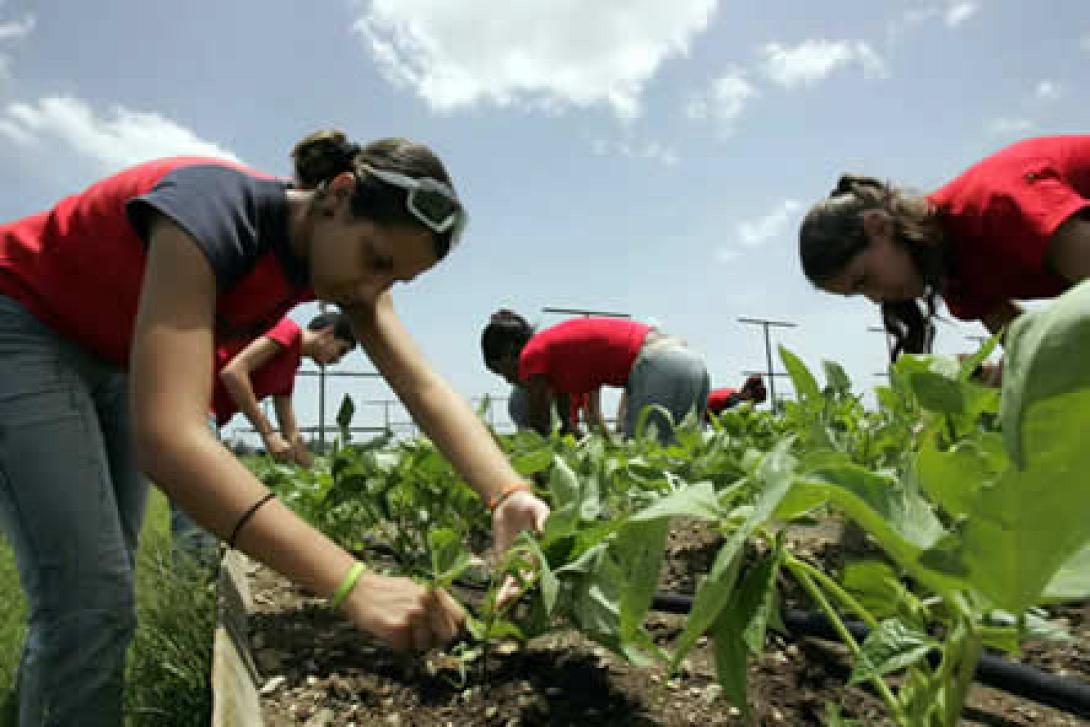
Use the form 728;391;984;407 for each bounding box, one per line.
355;541;1090;717
651;591;1090;719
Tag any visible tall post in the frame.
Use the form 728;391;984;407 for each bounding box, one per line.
867;324;894;361
542;306;631;319
318;303;328;451
318;365;326;451
737;316;798;409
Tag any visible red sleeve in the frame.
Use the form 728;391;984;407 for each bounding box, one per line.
707;387;736;414
263;317;302;349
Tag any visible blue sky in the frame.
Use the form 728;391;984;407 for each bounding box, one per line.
0;0;1086;440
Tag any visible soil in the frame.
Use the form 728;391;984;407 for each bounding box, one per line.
247;519;1090;726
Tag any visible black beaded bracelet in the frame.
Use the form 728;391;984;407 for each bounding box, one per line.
227;492;277;549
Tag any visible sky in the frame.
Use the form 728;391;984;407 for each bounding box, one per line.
0;0;1085;441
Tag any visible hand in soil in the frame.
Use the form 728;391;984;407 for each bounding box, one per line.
341;572;466;653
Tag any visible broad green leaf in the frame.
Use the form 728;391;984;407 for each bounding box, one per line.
511;447;553;476
708;548;783;716
823;360;852;396
841;560;919;622
548;457;580;509
1002;279;1090;464
672;439;795;668
780;346;820;402
933;389;1090;611
1044;541;1090;602
848;619;937;685
613;519;670;641
627;481;722;524
915;434;1005;519
517;532;559;615
710;597;750;716
908;371;965;415
428;528;472;587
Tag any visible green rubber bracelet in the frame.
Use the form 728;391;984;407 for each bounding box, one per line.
330;562;366;610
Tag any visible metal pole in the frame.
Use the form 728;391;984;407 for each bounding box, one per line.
318;303;327;451
542;306;631;319
867;325;894;361
737;316;798;408
318;364;326;450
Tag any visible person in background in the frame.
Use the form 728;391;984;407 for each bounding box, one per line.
0;129;548;724
482;310;709;444
798;135;1090;359
215;311;356;466
706;374;768;417
170;310;357;562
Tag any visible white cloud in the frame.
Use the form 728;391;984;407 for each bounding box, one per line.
0;15;33;41
889;1;981;40
687;67;757;131
1082;33;1090;52
0;13;33;79
761;40;887;88
353;0;719;119
0;96;241;172
1035;80;1062;102
985;117;1034;136
591;136;679;166
736;199;802;249
943;1;979;28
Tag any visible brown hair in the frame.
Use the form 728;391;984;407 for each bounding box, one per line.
798;174;947;359
291;129;462;260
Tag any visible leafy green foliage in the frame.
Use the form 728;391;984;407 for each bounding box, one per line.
250;285;1090;727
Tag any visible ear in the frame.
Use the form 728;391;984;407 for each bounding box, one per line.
861;208;893;244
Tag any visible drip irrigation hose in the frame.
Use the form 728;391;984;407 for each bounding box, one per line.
651;591;1090;719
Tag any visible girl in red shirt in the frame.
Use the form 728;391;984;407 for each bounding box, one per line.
798;135;1090;357
0;130;548;723
706;375;768;417
481;310;709;443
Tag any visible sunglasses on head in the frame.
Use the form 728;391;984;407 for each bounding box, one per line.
358;163;467;250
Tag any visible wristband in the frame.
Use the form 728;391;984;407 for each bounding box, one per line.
330;562;366;610
227;492;276;549
487;482;532;512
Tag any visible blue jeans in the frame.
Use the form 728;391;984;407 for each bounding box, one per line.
624;339;710;443
169;417;221;568
0;295;147;726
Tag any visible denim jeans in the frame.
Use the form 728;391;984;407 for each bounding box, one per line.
0;295;147;726
169;416;221;569
624;341;710;443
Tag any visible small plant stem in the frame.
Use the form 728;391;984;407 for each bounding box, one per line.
786;558;907;725
787;555;881;631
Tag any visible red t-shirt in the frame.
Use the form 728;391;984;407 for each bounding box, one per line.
210;317;303;426
0;158;314;366
706;387;738;415
927;135;1090;321
518;317;651;395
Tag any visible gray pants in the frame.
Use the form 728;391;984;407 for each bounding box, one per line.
169;417;221;568
623;342;710;443
0;295;147;726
